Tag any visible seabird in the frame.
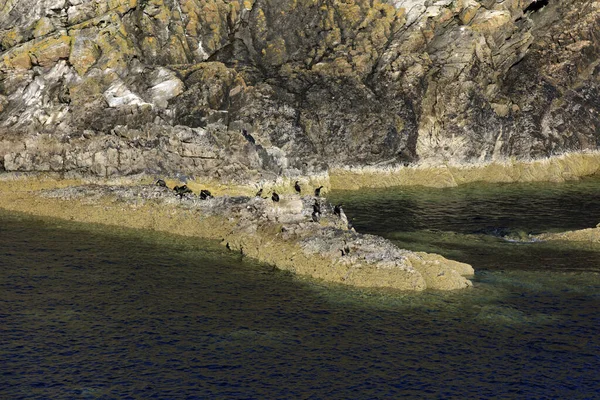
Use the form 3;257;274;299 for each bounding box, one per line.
312;200;321;215
173;185;192;198
271;192;280;202
333;204;343;218
199;189;212;200
311;211;320;222
340;242;350;256
314;186;324;197
255;188;263;197
242;129;256;145
311;200;321;222
155;179;167;187
294;181;301;194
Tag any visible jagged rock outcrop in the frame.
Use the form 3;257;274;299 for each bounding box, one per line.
1;0;599;179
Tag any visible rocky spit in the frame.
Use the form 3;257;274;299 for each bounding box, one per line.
2;179;474;291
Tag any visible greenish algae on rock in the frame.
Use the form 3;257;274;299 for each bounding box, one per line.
0;175;473;291
535;224;600;244
329;152;600;190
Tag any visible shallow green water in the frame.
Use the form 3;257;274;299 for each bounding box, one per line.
2;177;600;398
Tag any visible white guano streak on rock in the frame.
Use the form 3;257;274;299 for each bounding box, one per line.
149;68;184;109
103;80;150;108
197;40;210;61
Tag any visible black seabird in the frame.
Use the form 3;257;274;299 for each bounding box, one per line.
242;129;256;145
255;188;263;197
312;200;321;215
311;211;320;222
314;186;324;197
294;181;301;194
271;192;280;202
174;185;192;198
333;204;343;218
340;245;350;256
312;200;321;222
155;179;167;187
199;189;212;200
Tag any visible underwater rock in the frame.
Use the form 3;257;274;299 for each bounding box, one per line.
534;224;600;243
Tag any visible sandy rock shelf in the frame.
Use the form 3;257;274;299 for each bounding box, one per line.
0;178;474;291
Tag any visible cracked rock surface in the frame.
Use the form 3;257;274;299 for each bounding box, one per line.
1;0;599;179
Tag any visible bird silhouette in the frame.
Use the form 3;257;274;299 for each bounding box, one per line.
294;181;301;194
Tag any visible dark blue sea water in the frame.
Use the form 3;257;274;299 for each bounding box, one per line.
2;178;600;399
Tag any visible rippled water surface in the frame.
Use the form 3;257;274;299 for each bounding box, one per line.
3;177;600;399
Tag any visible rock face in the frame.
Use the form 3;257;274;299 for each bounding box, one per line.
1;0;599;179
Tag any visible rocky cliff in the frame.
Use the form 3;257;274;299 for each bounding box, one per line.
1;0;599;181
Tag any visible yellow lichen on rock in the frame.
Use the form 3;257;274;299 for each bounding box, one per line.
1;34;71;70
0;28;24;50
33;17;55;38
262;38;288;66
30;35;72;68
69;35;101;76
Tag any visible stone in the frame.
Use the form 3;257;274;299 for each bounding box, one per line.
0;0;598;184
33;17;55;38
30;35;72;68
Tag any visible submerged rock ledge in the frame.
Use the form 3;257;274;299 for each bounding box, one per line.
0;177;473;291
535;224;600;244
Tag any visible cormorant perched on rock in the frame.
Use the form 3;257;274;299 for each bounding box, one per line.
255;188;263;197
340;245;350;256
199;189;212;200
155;179;167;187
314;186;324;197
312;200;321;215
242;129;256;145
311;211;320;222
333;204;343;218
311;199;321;222
271;192;280;202
173;185;193;198
294;181;301;194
